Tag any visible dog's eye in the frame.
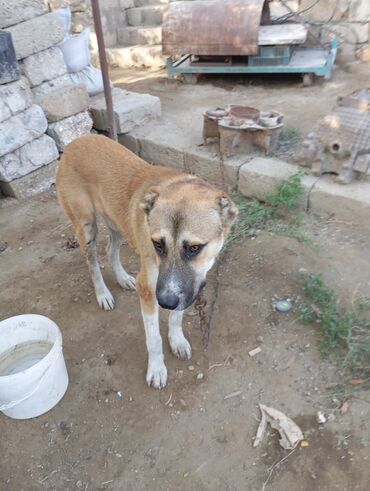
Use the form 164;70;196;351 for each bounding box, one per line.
184;243;205;259
152;239;166;256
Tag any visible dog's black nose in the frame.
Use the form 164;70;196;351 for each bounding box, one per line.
157;294;179;310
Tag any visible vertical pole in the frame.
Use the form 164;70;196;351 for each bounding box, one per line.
91;0;117;141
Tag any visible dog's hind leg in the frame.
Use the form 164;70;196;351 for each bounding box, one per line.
168;310;192;360
105;221;136;290
76;220;115;311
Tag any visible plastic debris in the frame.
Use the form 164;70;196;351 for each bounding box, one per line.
196;372;204;380
224;390;242;400
116;391;123;398
300;439;310;448
316;411;327;424
253;404;304;450
248;346;262;357
275;300;293;312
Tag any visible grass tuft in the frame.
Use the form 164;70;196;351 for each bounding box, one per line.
299;272;370;385
225;172;307;248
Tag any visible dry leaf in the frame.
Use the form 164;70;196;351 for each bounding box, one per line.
253;404;304;450
340;401;350;414
348;379;365;385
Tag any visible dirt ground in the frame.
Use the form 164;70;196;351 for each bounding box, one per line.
1;66;370;491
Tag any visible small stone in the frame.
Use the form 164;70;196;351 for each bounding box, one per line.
196;372;204;380
188;365;195;371
76;480;83;489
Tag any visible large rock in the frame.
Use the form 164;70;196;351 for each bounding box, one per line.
7;12;66;60
32;74;73;100
38;84;89;122
0;77;33;123
21;47;67;88
0;135;58;182
90;88;161;134
0;0;47;29
0;104;47;157
47;111;93;151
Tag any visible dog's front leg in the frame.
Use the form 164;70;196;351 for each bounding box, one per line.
168;310;192;360
137;264;168;389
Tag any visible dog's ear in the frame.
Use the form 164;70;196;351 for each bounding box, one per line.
140;188;159;214
217;194;238;226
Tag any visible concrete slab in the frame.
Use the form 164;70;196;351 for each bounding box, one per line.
90;87;161;134
238;157;317;203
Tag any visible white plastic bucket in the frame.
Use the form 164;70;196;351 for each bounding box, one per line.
0;315;69;419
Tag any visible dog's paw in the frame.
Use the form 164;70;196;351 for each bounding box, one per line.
96;286;115;311
117;273;136;291
146;358;168;389
169;334;192;360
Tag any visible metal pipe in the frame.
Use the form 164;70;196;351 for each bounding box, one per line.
91;0;117;141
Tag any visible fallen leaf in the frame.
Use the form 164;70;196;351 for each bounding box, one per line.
348;379;365;385
253;404;304;450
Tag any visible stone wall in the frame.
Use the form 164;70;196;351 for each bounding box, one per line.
0;0;93;198
269;0;370;64
47;0;127;48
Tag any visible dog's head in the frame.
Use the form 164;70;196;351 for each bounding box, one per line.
141;177;238;311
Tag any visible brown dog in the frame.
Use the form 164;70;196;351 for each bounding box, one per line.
56;135;238;388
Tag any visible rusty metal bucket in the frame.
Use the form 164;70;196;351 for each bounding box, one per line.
162;0;270;57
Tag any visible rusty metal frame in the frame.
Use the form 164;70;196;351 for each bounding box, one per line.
91;0;117;141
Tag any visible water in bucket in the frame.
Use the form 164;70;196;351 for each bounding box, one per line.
0;341;53;376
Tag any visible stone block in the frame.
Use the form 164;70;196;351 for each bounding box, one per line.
48;0;90;12
90;88;161;134
310;177;370;228
21;47;67;88
238;157;315;204
0;77;33;123
118;134;141;155
127;6;165;27
32;74;73;100
47;111;93;151
223;156;249;189
300;0;348;21
349;0;370;21
0;135;58;182
1;160;58;199
7;12;66;60
139;139;185;170
0;0;47;29
38;84;89;123
323;22;369;45
0;104;47;157
184;149;223;185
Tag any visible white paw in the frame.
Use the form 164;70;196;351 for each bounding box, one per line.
146;358;168;389
117;273;136;291
96;286;115;311
169;334;192;360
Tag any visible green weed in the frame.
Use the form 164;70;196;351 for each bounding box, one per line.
226;172;308;248
299;272;370;385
